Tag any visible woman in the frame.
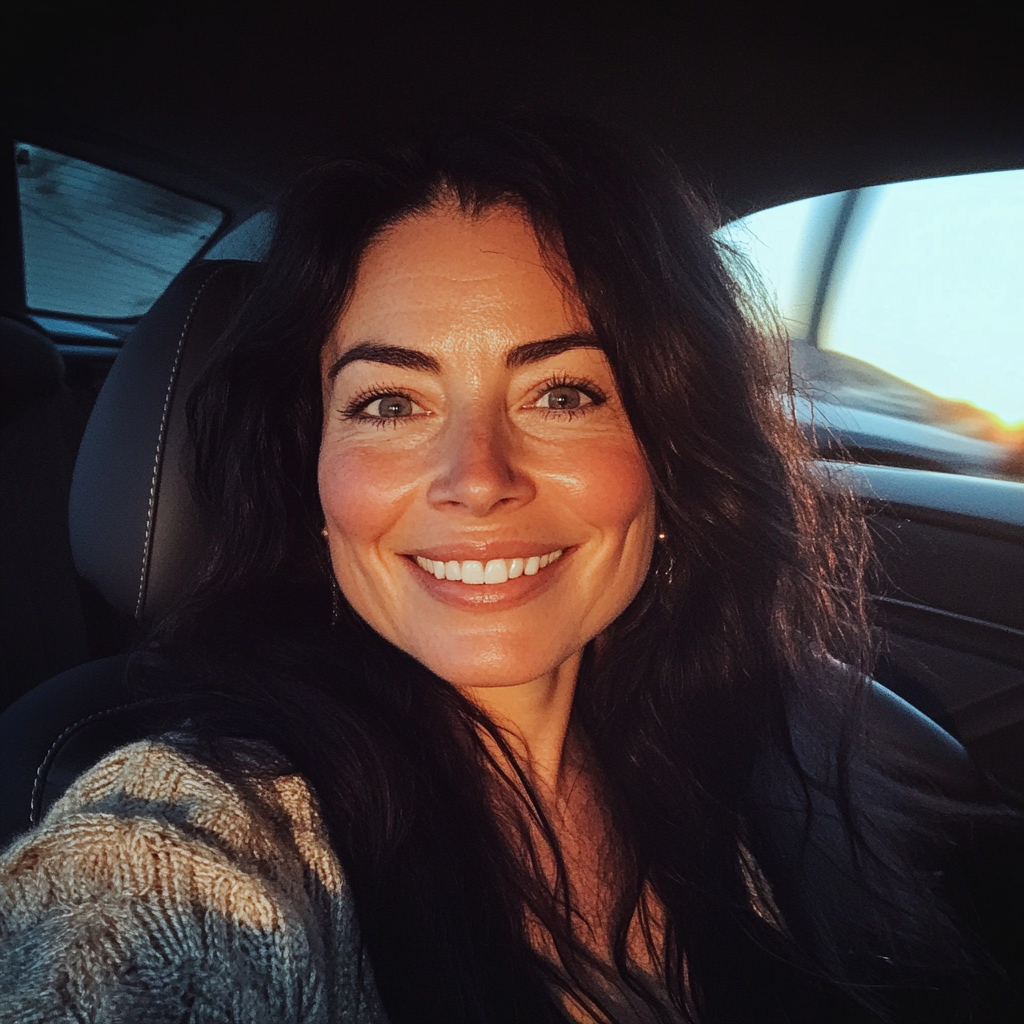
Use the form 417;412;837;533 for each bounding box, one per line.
0;117;1007;1022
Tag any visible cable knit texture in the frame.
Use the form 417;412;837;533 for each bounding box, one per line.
0;736;389;1023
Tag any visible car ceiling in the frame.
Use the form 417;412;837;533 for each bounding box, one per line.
4;4;1023;227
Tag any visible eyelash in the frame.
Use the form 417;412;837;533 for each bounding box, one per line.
341;385;418;427
340;374;608;425
532;374;607;419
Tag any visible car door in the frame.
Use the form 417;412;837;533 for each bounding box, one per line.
718;170;1024;791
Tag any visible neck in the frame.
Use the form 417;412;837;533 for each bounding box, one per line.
464;649;583;800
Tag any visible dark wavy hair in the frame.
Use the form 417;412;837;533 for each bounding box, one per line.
140;116;995;1022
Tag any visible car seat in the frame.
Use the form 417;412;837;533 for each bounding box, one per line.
0;316;93;701
0;259;261;847
0;257;979;862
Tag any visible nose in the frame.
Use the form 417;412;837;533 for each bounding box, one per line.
426;410;536;516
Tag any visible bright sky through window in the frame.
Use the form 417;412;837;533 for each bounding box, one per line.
718;171;1024;426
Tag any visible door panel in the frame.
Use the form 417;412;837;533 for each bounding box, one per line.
847;466;1024;790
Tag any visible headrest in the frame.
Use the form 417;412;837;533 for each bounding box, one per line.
70;260;262;622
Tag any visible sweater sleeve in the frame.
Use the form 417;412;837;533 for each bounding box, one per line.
0;739;387;1024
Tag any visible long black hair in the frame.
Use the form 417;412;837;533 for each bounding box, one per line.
140;115;997;1022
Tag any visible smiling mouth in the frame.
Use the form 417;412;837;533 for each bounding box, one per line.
413;550;564;585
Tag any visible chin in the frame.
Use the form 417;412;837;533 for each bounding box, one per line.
411;636;569;691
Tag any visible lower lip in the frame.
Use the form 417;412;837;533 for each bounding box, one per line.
403;552;571;609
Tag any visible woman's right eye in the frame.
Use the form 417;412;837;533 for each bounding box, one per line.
343;391;425;422
365;394;415;418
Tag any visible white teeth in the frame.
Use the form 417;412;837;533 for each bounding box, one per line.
461;561;485;585
484;559;508;584
414;550;563;584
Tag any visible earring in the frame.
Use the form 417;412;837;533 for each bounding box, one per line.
657;531;667;541
320;526;339;625
330;577;341;628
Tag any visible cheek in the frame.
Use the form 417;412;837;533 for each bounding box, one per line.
318;442;421;545
553;436;654;532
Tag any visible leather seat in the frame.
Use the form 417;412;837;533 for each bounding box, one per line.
69;259;262;623
0;256;979;851
0;317;92;702
0;259;261;847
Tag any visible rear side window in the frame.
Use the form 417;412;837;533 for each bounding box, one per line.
15;143;223;319
718;169;1024;481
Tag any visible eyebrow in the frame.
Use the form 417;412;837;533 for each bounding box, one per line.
504;332;600;369
327;343;441;380
327;332;600;380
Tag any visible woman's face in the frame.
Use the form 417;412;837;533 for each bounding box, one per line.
319;202;655;691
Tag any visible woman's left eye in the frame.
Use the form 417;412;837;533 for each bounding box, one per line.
532;383;602;413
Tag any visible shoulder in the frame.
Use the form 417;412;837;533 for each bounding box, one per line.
0;736;386;1023
3;735;342;910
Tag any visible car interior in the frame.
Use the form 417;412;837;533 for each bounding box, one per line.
1;2;1021;884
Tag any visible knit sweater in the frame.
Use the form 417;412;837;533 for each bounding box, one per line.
0;736;389;1023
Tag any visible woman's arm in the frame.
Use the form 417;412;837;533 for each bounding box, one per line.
0;738;386;1024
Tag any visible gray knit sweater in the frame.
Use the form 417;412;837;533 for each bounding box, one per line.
0;736;389;1023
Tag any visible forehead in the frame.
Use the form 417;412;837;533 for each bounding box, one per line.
330;203;584;354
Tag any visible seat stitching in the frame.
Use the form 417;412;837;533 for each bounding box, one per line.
135;267;227;619
29;700;160;827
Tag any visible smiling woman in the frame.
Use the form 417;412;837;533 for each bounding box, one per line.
319;204;654;714
0;117;1012;1023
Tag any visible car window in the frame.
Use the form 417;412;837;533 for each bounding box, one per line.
718;170;1024;481
15;142;224;321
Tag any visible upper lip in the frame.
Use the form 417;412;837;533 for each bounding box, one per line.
403;542;571;562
